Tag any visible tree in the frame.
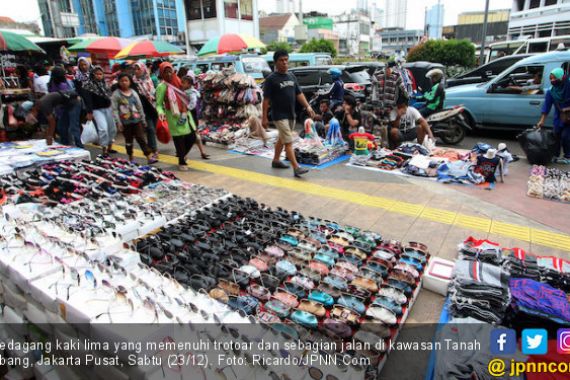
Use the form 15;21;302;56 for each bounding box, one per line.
299;38;337;58
261;41;293;54
407;39;476;67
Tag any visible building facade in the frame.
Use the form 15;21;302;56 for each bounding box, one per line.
69;0;185;42
380;27;422;55
425;3;444;39
444;9;510;45
508;0;570;39
38;0;80;38
185;0;259;47
384;0;406;29
333;11;372;56
259;13;299;44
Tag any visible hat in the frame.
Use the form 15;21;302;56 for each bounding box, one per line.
484;148;497;159
497;143;507;151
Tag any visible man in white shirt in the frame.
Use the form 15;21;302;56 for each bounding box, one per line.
389;98;434;149
33;65;50;97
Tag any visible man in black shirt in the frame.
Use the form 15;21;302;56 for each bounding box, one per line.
334;94;361;151
262;50;315;177
313;99;334;138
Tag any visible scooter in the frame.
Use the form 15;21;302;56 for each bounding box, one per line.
425;105;471;145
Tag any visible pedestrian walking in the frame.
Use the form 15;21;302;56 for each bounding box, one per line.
132;62;159;159
155;62;196;171
48;66;82;147
537;67;570;163
81;66;116;155
111;73;157;164
262;49;315;177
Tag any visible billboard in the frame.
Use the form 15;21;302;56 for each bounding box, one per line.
303;17;333;30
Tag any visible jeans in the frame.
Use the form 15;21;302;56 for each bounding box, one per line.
145;116;158;152
56;100;82;148
122;122;151;157
173;132;196;165
419;107;436;119
554;125;570;158
92;107;117;147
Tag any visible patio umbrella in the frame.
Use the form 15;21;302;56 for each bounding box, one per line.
68;37;132;57
114;40;184;59
0;30;45;53
198;34;265;56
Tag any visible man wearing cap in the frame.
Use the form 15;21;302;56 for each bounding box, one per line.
371;61;407;114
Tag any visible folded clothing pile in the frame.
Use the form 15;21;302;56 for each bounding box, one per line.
508;278;570;325
437;160;485;185
401;154;441;177
527;165;570;202
502;248;540;280
199;68;262;134
537;256;570;292
449;259;510;324
458;237;503;264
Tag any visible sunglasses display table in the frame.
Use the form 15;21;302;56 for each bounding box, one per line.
0;140;91;176
0;157;430;380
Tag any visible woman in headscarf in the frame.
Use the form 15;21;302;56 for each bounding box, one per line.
537;67;570;163
81;66;116;155
155;62;196;171
48;66;83;148
74;57;91;92
132;62;158;159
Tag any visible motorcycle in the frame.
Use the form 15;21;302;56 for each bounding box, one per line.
425;105;471;145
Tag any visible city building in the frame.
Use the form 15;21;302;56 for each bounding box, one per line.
425;2;444;39
384;0;406;29
380;27;422;55
333;10;372;56
70;0;185;42
453;9;509;44
370;2;383;53
276;0;294;14
259;13;299;44
508;0;570;39
185;0;259;48
37;0;80;38
0;16;41;35
357;0;369;13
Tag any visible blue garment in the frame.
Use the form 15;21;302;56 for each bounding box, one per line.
329;79;344;102
509;278;570;324
56;100;82;148
542;81;570;158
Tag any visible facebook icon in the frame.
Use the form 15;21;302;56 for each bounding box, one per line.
491;329;517;355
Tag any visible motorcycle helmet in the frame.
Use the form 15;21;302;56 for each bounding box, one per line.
426;68;444;83
328;68;342;79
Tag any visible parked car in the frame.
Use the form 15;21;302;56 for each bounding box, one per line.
446;54;531;88
403;61;446;92
262;53;333;70
444;51;570;130
346;62;386;77
171;54;271;81
289;65;371;101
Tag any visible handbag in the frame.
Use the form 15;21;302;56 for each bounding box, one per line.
555;101;570;125
156;118;171;144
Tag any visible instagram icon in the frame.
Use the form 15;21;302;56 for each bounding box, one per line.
557;329;570;354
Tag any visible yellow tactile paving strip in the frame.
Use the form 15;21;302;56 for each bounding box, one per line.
118;145;570;252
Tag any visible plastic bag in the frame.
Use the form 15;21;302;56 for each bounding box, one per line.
156;119;171;144
517;128;557;165
80;120;99;145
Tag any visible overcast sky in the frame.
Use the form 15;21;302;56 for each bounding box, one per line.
3;0;513;31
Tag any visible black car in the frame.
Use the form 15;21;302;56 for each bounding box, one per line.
346;62;386;77
403;61;446;93
446;54;531;88
289;65;372;102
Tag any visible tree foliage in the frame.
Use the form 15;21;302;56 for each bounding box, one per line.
261;41;293;54
299;38;337;58
406;39;476;67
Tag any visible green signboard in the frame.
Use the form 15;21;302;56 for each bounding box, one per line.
303;17;333;30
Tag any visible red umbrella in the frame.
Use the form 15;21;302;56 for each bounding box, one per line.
68;37;132;58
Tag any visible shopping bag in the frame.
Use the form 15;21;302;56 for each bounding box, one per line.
517;128;557;165
80;120;99;145
156;119;171;144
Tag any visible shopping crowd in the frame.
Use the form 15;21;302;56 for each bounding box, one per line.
10;49;570;177
16;57;209;171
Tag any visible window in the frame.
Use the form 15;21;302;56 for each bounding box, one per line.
494;65;544;94
289;60;311;68
240;0;253;20
241;57;270;73
197;64;210;73
293;71;320;86
186;0;216;19
545;0;558;5
529;0;541;8
224;0;238;18
316;57;333;65
528;42;548;53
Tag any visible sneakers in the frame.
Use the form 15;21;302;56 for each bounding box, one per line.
272;161;290;169
294;167;309;177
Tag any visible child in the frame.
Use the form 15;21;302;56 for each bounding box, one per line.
111;73;157;164
180;75;209;159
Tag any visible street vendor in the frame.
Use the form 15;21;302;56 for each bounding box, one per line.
313;99;335;138
335;94;361;151
371;61;407;114
37;91;80;146
389;98;434;149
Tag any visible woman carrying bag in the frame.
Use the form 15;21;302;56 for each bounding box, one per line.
537;67;570;164
155;62;196;171
133;62;159;160
81;66;116;155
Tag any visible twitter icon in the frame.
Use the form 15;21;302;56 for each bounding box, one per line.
522;329;548;355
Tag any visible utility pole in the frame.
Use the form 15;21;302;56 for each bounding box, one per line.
479;0;490;66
